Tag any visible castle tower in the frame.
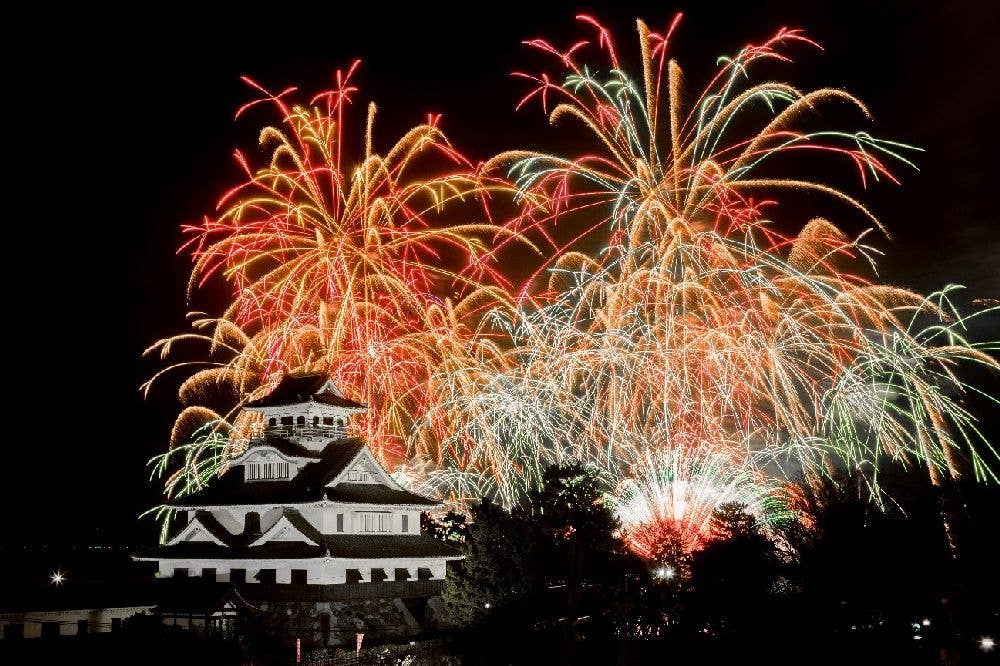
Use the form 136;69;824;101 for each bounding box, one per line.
137;372;459;597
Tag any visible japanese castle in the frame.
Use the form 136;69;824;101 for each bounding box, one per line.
138;372;459;589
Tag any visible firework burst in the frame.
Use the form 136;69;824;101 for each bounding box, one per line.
145;63;532;503
414;14;998;555
146;17;998;559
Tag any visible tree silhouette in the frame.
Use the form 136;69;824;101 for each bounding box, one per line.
441;499;533;628
685;502;780;637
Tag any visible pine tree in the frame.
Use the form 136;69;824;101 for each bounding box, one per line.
441;499;533;628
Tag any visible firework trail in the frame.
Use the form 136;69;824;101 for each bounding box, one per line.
411;14;999;555
145;63;532;503
146;17;999;557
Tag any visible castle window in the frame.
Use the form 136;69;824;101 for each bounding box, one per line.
41;622;59;638
280;416;293;426
268;418;277;427
313;416;319;426
202;568;217;583
246;461;290;481
256;569;276;584
394;568;411;581
337;418;344;428
336;514;344;533
401;514;409;533
230;569;246;584
173;568;189;578
291;569;308;584
357;511;391;533
322;417;334;426
345;568;363;584
296;416;305;425
77;619;88;635
370;568;388;583
347;466;373;483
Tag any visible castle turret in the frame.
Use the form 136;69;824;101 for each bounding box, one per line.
244;372;367;451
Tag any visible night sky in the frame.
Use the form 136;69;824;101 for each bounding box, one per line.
7;1;998;545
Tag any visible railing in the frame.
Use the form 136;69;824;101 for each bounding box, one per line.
241;579;445;602
254;426;349;440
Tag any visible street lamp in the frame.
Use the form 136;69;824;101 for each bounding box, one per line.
980;636;995;652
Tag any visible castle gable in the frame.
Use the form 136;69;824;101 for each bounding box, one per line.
323;446;439;507
166;512;231;547
325;447;397;489
250;511;321;547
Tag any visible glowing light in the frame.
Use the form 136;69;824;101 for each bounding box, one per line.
981;637;995;652
50;570;65;586
655;565;675;581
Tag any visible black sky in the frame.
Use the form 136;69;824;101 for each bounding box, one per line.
6;1;999;544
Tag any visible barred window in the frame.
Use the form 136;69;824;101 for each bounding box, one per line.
246;461;290;481
357;512;391;533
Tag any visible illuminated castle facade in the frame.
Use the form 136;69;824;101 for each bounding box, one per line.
138;373;458;592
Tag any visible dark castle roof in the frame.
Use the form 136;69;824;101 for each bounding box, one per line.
168;438;367;507
168;439;437;508
142;509;458;560
326;483;437;506
245;372;366;410
245;436;323;460
144;534;458;560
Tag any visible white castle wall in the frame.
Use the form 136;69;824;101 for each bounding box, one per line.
156;557;447;584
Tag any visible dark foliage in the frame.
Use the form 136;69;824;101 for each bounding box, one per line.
683;502;781;636
442;499;534;628
423;510;470;545
444;464;999;665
